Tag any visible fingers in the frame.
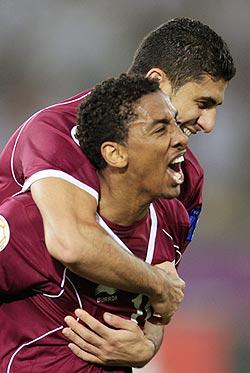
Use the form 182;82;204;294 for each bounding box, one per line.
178;278;186;291
63;314;104;348
156;260;176;272
62;326;101;354
73;309;111;338
103;312;139;332
67;342;104;365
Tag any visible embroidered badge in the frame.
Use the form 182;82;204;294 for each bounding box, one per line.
186;207;201;241
0;215;10;252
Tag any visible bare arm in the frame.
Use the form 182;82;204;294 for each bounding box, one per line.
31;178;185;322
63;309;163;368
143;320;164;356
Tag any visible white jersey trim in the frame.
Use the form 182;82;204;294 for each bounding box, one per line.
32;267;67;298
7;325;64;373
22;169;99;203
96;203;157;265
10;91;91;188
145;204;157;264
7;269;82;373
162;228;173;240
96;214;133;255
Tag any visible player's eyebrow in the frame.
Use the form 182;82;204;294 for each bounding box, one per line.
150;118;171;127
197;96;222;106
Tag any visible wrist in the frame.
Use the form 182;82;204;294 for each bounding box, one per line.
145;266;165;299
132;337;156;368
146;337;157;357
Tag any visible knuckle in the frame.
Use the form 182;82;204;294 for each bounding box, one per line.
99;352;110;364
178;293;184;301
101;342;113;355
75;348;83;358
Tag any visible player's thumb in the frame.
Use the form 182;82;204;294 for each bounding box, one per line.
103;312;137;331
156;260;176;273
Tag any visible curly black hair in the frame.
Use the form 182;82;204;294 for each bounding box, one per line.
128;17;236;90
76;74;160;170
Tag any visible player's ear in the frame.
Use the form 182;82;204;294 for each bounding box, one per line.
146;68;172;95
101;142;128;168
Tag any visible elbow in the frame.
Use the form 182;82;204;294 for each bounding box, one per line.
45;231;86;267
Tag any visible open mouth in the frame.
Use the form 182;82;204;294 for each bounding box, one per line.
167;155;185;185
182;127;192;137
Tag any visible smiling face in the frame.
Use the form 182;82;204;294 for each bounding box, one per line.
160;74;228;137
125;91;188;200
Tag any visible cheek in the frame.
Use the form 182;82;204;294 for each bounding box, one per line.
181;105;198;121
175;99;197;121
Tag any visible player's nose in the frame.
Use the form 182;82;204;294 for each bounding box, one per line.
196;108;216;133
171;124;188;148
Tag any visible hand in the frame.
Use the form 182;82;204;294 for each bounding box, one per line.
149;261;185;324
62;309;155;368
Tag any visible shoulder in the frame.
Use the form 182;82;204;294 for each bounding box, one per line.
153;198;189;226
178;147;204;212
0;193;40;227
183;147;204;180
0;193;43;252
21;88;92;134
153;198;189;253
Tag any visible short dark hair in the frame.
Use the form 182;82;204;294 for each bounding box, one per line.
128;18;236;90
76;74;160;170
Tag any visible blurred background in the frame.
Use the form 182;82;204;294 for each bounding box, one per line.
0;1;249;372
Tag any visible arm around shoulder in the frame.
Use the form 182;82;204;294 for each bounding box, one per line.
31;177;165;298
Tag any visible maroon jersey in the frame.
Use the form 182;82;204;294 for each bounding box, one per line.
0;192;189;372
178;147;203;242
0;89;99;204
0;89;203;238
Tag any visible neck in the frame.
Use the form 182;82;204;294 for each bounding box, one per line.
98;169;151;226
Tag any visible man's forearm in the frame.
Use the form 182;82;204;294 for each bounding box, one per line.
57;222;163;297
32;179;185;323
143;321;164;356
46;222;185;324
32;179;162;298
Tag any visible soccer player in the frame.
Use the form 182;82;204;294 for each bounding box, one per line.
0;75;188;372
0;17;235;367
61;18;236;367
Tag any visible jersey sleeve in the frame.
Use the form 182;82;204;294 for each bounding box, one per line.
155;198;190;266
0;196;55;294
13;108;100;201
178;147;204;243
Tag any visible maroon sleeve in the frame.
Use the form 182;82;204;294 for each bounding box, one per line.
13;109;100;194
154;198;190;267
178;147;204;243
178;147;204;213
0;196;61;294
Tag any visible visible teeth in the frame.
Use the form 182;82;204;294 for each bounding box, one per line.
167;168;184;184
172;173;183;184
171;155;184;164
182;128;192;137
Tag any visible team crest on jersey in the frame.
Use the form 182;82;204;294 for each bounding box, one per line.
95;284;118;304
0;215;10;252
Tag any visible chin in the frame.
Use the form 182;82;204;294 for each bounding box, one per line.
162;185;181;199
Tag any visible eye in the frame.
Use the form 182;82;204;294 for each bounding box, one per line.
197;101;216;110
154;126;166;133
197;102;209;109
